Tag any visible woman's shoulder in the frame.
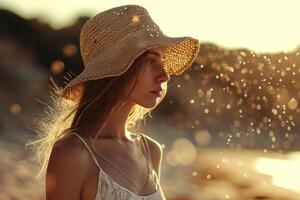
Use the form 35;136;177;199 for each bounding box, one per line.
53;133;83;152
49;132;96;176
46;133;92;198
50;133;92;169
52;132;94;162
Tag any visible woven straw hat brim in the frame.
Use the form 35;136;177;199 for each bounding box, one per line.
61;33;200;102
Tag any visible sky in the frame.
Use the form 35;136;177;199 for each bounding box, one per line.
1;0;300;53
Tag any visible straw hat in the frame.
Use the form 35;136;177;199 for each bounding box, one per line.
61;4;200;102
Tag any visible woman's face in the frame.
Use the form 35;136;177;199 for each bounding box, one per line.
128;46;170;108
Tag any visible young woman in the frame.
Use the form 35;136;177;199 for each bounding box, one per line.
27;4;200;200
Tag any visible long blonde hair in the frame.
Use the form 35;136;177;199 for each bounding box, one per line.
26;51;168;178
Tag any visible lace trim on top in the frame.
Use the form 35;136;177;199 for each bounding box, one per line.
70;132;166;200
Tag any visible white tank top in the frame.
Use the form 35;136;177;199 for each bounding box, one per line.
70;132;166;200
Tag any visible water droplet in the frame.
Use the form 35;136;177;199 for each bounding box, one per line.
206;174;212;179
288;98;298;110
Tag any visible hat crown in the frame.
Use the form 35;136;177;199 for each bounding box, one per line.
79;5;162;68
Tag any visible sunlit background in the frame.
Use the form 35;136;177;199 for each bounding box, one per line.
1;0;300;53
1;0;300;199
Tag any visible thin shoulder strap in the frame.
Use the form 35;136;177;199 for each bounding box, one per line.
140;133;154;167
70;132;101;169
140;133;158;182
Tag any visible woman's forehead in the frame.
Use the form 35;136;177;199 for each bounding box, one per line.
149;46;166;52
145;46;166;57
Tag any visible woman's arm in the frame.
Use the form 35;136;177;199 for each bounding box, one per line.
46;138;88;200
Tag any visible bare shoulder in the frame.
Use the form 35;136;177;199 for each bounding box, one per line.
51;133;91;164
46;133;91;200
141;134;163;155
141;133;163;181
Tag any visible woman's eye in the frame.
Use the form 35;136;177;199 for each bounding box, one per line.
148;59;156;64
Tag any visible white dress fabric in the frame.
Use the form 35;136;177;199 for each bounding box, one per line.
70;132;166;200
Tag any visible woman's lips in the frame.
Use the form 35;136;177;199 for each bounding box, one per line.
150;90;162;97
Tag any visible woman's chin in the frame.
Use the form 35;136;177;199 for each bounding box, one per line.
139;99;159;109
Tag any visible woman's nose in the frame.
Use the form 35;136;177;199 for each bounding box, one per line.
156;69;170;83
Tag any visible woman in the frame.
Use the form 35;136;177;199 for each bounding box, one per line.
27;4;200;200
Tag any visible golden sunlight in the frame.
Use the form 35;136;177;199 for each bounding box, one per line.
1;0;300;53
255;153;300;193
